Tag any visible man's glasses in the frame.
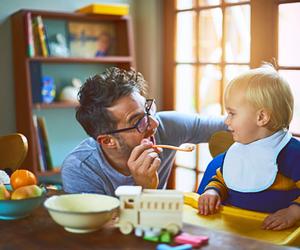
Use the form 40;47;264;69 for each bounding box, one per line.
104;99;156;135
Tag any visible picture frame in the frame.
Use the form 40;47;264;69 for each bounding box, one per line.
68;21;116;58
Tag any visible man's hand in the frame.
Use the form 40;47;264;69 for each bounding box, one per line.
127;140;161;189
198;189;221;215
262;204;300;230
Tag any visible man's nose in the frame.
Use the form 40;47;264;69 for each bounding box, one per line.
148;115;159;130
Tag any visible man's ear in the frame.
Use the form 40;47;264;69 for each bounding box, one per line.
256;109;271;127
96;135;117;148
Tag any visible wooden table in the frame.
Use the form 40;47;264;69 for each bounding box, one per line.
0;203;297;250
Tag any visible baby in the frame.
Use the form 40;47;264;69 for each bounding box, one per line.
198;64;300;230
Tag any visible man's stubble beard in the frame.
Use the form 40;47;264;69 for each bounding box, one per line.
115;134;135;160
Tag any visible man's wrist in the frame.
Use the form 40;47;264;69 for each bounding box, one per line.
141;174;159;189
146;177;159;189
134;178;158;189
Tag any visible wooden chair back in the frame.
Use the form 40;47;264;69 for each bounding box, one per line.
208;131;234;157
0;133;28;171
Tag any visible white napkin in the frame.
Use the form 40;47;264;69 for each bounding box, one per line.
223;130;292;193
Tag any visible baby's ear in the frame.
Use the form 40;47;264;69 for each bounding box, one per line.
256;109;271;127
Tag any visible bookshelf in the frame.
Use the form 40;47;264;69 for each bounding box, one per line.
11;9;135;177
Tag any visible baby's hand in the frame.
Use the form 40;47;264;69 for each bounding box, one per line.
198;189;221;215
262;205;300;230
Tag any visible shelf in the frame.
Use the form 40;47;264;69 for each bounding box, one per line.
28;56;133;64
33;101;78;110
11;9;134;176
26;9;130;21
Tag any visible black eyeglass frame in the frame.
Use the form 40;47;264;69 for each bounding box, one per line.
103;99;155;135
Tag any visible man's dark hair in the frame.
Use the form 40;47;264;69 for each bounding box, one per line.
76;67;148;139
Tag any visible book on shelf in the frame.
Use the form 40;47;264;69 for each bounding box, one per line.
25;12;35;57
32;17;42;56
37;116;53;171
32;115;53;172
30;61;43;103
32;114;47;171
34;15;49;57
76;3;129;16
44;24;51;57
38;15;51;57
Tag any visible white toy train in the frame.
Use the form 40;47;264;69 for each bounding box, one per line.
115;186;183;235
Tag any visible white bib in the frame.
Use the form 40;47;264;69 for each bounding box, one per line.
223;130;292;193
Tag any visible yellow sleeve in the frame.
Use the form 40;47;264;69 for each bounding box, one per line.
204;168;228;201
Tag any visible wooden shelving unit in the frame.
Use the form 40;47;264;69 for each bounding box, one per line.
11;9;135;176
32;101;78;110
28;56;133;64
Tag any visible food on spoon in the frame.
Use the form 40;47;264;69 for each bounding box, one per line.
152;143;195;152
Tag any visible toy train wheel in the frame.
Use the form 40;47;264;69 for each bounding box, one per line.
166;223;180;235
119;222;134;234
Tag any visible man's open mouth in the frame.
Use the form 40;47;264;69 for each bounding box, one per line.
144;134;156;145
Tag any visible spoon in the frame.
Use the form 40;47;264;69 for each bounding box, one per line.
152;143;195;152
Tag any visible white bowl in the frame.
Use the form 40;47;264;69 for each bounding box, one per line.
44;193;120;233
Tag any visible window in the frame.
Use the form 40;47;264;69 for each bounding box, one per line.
278;2;300;136
163;0;300;191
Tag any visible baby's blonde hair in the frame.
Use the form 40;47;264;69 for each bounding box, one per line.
224;63;294;131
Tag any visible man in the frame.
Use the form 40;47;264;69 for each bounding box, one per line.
61;67;227;196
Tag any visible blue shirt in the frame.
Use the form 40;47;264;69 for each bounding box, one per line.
61;111;226;196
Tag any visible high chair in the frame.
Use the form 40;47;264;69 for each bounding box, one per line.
208;131;234;158
183;191;300;246
197;131;234;194
189;131;300;246
0;133;28;172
